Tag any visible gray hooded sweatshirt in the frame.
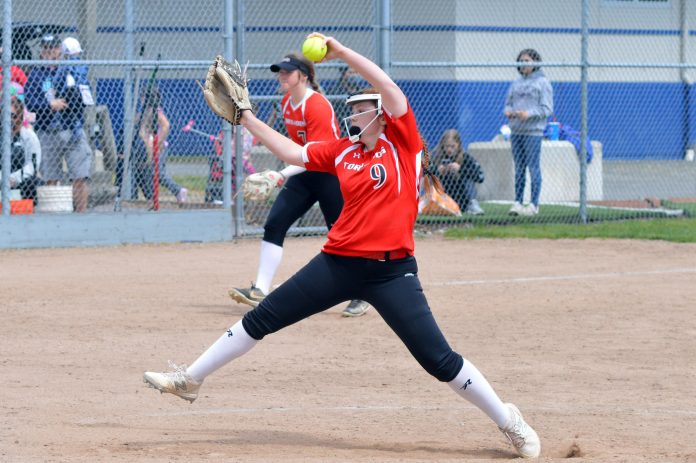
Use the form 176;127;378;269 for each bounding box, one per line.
503;69;554;136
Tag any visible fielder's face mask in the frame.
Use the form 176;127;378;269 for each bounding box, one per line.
344;93;382;143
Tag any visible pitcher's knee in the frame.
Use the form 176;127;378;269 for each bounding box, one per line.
422;351;464;382
263;220;289;247
241;309;270;340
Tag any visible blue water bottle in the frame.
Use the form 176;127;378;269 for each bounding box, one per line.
547;122;560;141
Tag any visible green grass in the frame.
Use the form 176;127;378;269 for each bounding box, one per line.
662;199;696;217
172;175;208;194
444;217;696;242
418;202;680;225
418;201;696;243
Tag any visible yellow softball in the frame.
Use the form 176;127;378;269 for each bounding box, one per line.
302;36;327;62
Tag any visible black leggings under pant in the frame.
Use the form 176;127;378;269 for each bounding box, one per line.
242;252;464;382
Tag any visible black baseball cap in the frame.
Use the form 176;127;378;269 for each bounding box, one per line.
41;34;61;48
270;56;310;76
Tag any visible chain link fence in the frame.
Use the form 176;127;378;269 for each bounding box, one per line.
2;0;695;247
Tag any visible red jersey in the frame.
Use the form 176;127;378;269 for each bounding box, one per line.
302;103;423;257
281;89;339;145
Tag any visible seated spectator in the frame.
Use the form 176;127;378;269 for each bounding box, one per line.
431;129;484;215
0;97;42;203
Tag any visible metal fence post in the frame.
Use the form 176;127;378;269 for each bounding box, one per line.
579;0;589;224
223;0;234;215
377;0;390;75
232;0;246;238
120;0;135;206
679;0;691;160
1;0;12;216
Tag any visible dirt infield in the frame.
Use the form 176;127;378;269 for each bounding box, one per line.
2;236;695;462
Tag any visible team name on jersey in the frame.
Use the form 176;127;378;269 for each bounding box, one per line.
343;162;365;171
341;146;387;172
284;119;306;127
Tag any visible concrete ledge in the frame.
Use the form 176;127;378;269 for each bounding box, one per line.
0;209;234;249
603;160;696;200
467;140;603;202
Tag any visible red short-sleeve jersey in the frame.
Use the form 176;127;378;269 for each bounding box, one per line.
302;102;423;257
281;89;340;145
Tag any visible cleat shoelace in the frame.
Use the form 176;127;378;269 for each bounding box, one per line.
166;361;190;386
501;414;528;449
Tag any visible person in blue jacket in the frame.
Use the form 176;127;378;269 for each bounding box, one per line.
24;35;94;212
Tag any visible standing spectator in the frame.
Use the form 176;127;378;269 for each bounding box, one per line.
24;34;61;133
25;35;94;212
135;85;188;204
503;48;553;216
431;129;484;215
1;97;42;203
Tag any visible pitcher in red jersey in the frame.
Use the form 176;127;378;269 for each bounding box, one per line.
145;34;541;459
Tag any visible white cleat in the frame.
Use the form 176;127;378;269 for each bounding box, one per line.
143;362;202;403
499;403;541;458
509;202;525;216
465;199;485;215
519;204;539;216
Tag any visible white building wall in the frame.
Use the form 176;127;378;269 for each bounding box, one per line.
11;0;696;82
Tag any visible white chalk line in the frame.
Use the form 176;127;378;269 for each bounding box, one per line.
72;403;696;424
272;267;696;291
424;267;696;287
103;403;696;421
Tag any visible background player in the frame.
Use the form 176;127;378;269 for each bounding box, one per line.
145;33;540;459
229;53;370;317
